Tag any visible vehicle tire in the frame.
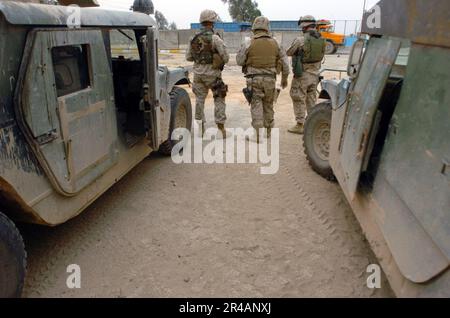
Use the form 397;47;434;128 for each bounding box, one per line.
303;101;335;181
0;212;27;298
325;40;337;55
158;87;193;156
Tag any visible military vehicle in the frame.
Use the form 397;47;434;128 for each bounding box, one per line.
316;19;345;55
303;0;449;297
0;0;192;297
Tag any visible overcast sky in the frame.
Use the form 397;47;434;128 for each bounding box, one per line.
97;0;379;29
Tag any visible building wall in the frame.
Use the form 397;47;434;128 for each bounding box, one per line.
159;30;355;53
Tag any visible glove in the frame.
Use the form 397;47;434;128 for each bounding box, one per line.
281;76;288;89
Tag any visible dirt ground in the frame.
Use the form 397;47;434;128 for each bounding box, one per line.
20;53;393;298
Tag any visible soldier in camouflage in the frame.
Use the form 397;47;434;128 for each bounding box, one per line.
236;16;290;143
186;9;230;138
287;15;326;135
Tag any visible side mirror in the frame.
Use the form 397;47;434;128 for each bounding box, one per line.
347;38;365;78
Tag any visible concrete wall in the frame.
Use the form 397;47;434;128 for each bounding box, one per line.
223;32;246;53
177;30;196;50
280;31;298;49
163;30;225;51
160;30;179;50
159;29;351;53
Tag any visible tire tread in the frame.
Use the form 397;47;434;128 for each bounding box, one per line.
0;212;27;298
303;101;336;182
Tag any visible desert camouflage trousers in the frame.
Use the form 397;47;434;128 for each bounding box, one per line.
193;74;227;124
247;76;277;129
290;72;319;124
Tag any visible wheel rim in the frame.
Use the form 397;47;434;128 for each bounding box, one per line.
175;103;187;129
325;42;334;54
313;120;331;161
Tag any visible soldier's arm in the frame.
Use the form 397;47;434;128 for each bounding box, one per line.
236;43;249;67
278;45;291;78
286;37;304;56
213;35;229;64
186;37;194;62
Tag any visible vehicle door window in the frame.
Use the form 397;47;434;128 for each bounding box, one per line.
51;44;91;97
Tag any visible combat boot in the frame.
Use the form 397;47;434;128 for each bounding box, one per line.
288;123;304;135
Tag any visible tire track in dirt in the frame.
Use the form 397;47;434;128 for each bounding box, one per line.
276;141;392;297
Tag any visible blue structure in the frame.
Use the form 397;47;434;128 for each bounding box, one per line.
344;36;358;47
191;22;251;32
269;21;299;31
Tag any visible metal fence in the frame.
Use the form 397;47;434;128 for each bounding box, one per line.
270;20;363;36
329;20;362;36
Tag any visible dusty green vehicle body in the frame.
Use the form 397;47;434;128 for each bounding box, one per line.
0;1;190;225
0;0;191;297
308;0;450;297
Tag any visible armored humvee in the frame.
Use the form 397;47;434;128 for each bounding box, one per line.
0;0;192;297
303;0;449;297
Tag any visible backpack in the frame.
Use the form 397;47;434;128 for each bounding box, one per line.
190;30;214;65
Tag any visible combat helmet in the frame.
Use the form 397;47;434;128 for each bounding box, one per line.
131;0;154;15
252;16;270;32
298;15;316;29
200;9;219;24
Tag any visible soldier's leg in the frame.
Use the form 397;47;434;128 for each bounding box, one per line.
213;97;227;125
289;76;308;134
212;77;227;125
262;77;276;129
192;75;209;123
290;77;307;124
306;73;319;113
202;75;227;125
249;78;265;130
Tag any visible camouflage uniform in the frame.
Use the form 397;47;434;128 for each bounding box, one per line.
287;35;322;125
236;19;289;130
186;28;229;125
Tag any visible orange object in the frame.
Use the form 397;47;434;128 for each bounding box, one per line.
317;19;345;54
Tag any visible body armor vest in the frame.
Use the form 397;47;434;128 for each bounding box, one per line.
292;31;326;77
247;36;279;69
302;31;326;63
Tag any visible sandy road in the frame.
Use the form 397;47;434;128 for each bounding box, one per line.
20;53;393;297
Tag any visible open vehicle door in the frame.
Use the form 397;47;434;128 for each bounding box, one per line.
141;27;161;149
336;37;401;199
